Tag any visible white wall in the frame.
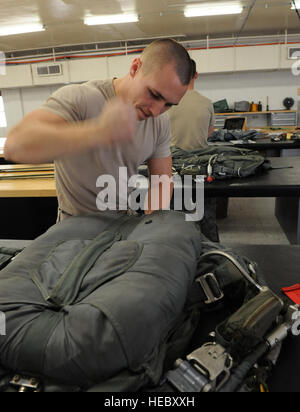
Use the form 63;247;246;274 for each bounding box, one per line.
2;46;300;134
2;85;61;134
195;69;300;112
1;52;142;134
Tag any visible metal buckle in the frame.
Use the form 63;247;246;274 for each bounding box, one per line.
197;273;224;305
10;375;41;392
187;343;233;391
166;360;211;392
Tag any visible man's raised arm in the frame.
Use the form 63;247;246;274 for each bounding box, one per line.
4;99;137;164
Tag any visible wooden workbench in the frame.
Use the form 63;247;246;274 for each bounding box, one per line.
0;164;56;198
0;163;57;239
0;178;56;198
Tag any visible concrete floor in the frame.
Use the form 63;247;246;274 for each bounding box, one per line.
217;197;290;245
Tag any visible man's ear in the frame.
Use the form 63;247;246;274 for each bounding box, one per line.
130;57;142;78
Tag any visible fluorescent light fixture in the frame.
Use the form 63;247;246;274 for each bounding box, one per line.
0;23;45;36
291;1;300;9
184;3;243;17
84;13;139;26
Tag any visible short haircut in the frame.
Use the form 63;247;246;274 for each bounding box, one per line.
141;39;193;86
190;59;197;80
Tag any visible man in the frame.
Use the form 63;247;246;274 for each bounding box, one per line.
168;60;215;150
4;39;192;220
168;60;219;242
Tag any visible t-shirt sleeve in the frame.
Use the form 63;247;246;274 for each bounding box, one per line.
209;103;215;128
41;84;87;123
149;113;172;159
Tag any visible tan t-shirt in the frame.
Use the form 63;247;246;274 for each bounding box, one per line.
168;90;214;151
41;79;171;216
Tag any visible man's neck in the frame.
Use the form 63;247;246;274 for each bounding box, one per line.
113;76;129;98
188;81;195;91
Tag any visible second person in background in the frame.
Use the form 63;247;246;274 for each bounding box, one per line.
168;59;215;151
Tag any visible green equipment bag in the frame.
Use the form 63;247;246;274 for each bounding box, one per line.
0;210;257;393
171;146;271;180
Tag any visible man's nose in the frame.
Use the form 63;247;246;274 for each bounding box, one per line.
149;101;166;118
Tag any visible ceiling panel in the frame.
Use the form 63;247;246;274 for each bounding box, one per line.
0;0;299;52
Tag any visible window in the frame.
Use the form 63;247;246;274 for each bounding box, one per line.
0;94;7;128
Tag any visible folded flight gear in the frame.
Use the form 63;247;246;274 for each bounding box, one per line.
0;210;261;392
171;146;271;181
0;211;297;392
0;247;22;270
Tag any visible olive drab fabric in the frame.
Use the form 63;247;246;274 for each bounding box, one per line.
0;211;204;391
171;146;271;180
0;210;266;392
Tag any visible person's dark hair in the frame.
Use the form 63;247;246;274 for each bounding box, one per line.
190;59;197;80
141;38;193;86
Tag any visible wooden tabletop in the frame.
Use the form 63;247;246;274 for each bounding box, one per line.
0;163;56;198
0;179;56;198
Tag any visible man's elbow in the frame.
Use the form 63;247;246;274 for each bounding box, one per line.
4;130;28;163
4;134;16;162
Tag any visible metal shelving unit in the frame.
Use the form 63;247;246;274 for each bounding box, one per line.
215;110;298;128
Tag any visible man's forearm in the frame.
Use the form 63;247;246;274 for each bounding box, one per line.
5;119;101;164
5;99;137;164
144;179;174;214
5;119;104;164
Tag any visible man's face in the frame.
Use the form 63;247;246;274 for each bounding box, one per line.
128;59;188;121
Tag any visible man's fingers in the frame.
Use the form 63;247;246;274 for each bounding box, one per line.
96;98;138;146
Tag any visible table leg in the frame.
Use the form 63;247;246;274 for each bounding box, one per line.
275;197;300;245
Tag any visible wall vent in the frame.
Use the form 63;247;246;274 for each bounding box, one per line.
36;63;63;76
288;47;300;59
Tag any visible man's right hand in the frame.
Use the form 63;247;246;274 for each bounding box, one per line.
94;98;137;147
